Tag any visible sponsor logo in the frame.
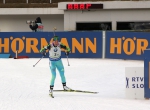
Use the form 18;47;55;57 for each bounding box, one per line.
54;48;58;52
0;36;97;54
110;37;148;55
126;77;144;88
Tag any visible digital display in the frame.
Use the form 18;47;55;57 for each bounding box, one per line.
66;4;103;10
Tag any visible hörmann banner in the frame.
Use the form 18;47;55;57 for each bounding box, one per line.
105;31;150;60
0;32;102;58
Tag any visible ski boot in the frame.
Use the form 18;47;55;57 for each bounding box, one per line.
49;86;54;98
62;83;72;91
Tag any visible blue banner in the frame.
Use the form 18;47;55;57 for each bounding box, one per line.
144;49;150;98
0;32;103;58
105;31;150;60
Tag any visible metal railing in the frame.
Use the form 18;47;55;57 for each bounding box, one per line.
2;0;52;4
1;0;76;4
1;0;149;4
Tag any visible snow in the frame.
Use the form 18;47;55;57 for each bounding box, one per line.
0;58;150;110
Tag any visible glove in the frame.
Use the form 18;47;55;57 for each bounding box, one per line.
42;52;46;56
40;49;46;56
65;51;69;56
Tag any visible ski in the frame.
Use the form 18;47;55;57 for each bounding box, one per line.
49;93;54;98
53;89;98;94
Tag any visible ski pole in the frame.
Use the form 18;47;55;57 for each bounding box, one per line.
53;27;57;36
33;56;44;67
66;55;70;66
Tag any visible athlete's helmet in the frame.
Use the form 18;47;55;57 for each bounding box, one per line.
53;36;59;41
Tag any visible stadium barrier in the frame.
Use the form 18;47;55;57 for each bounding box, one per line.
0;31;149;59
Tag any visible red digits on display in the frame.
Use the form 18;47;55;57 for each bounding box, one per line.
74;4;78;9
86;4;91;9
80;4;85;9
67;4;73;9
67;4;92;10
67;4;103;10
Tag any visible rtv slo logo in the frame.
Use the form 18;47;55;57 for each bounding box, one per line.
126;77;144;88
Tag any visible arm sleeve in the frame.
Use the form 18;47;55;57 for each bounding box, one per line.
29;24;38;30
60;43;71;52
39;44;51;53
